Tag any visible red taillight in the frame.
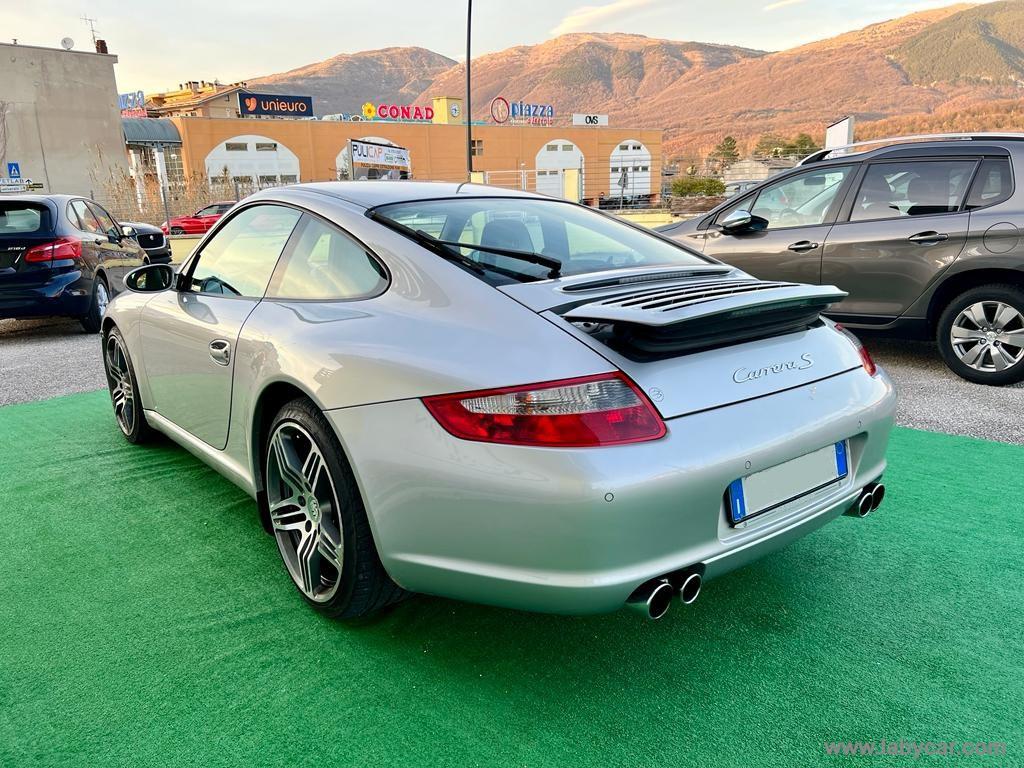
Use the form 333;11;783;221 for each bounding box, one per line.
835;324;877;377
422;372;667;448
24;237;82;264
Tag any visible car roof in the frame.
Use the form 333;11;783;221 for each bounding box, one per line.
0;194;80;204
262;181;545;210
803;138;1021;167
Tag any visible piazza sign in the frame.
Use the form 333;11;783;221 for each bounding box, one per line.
490;96;555;126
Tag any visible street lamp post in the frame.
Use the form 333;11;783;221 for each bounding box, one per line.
466;0;473;179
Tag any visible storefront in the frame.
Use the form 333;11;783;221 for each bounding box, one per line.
160;102;663;204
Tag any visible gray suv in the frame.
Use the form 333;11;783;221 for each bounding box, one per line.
660;134;1024;385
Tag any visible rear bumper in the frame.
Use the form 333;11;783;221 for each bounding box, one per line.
328;368;897;614
0;271;91;319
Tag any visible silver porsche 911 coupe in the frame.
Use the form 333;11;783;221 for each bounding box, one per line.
102;182;896;621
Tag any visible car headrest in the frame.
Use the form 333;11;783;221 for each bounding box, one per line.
480;218;533;252
907;176;951;216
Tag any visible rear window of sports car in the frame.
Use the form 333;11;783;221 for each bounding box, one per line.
371;197;708;284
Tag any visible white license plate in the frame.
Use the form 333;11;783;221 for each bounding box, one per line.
727;442;848;525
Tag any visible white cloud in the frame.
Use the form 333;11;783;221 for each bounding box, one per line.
764;0;806;10
551;0;659;35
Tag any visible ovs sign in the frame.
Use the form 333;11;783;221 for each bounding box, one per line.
364;102;434;121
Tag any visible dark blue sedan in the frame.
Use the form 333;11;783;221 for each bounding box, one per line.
0;195;146;332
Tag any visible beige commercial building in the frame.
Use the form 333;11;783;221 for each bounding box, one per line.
159;103;663;206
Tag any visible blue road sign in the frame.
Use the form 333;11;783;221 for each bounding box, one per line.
7;163;20;178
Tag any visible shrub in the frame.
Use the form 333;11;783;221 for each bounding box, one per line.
671;176;726;197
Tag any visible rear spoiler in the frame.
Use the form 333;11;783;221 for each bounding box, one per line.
562;279;847;358
564;280;847;327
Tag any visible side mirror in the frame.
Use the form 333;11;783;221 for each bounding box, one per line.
121;225;136;238
125;263;175;293
720;209;768;234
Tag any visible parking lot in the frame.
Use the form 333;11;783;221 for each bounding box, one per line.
3;316;1022;445
2;315;1021;768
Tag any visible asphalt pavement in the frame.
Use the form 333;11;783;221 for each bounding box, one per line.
1;317;1021;444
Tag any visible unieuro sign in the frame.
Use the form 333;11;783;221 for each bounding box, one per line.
367;103;434;121
490;96;554;126
238;91;314;118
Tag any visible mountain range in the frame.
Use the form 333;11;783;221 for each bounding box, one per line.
248;1;1024;160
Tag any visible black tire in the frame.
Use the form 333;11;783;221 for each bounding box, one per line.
937;284;1024;386
264;397;405;619
80;275;108;334
102;327;156;444
170;226;185;235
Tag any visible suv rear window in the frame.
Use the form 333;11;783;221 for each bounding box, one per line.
966;158;1012;210
0;203;49;234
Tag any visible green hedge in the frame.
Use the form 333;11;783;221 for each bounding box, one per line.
671;177;726;197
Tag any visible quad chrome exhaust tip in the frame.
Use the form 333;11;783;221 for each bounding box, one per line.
627;568;704;620
676;571;702;605
846;482;885;518
626;579;674;621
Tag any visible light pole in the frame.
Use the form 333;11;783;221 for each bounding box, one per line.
466;0;473;179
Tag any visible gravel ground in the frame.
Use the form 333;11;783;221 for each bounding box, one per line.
0;318;106;406
1;317;1021;444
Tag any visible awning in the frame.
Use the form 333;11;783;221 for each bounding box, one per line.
122;118;182;146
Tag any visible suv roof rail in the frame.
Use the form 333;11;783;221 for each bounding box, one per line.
798;132;1024;165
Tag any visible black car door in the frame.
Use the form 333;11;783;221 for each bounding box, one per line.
86;201;143;292
698;164;857;285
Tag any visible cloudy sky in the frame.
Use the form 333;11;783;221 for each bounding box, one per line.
5;0;992;93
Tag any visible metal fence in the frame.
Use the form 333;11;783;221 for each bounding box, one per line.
90;171;296;227
479;151;664;211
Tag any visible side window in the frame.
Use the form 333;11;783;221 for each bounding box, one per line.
86;202;117;236
966;158;1012;210
185;205;300;297
196;205;220;217
269;215;387;300
70;200;104;235
747;166;852;230
850;160;977;222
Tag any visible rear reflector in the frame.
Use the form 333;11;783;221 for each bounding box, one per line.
835;324;877;377
423;372;667;447
24;237;83;263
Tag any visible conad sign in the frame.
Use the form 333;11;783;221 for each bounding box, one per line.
372;103;434;121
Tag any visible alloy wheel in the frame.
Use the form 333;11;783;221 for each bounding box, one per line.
105;335;136;436
265;422;344;602
96;281;109;316
949;301;1024;373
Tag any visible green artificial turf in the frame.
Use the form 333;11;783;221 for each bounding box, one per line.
0;389;1021;767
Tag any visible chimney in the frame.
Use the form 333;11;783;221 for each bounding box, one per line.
95;38;108;54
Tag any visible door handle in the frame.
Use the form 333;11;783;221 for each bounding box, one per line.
787;240;820;252
209;339;231;366
908;231;948;244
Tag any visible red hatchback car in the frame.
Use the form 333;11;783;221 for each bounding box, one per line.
161;201;234;235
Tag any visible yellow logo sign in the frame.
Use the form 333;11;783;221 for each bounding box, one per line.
361;102;377;120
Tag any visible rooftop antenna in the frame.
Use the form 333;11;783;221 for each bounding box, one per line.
81;15;98;46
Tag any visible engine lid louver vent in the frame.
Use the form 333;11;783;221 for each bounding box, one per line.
564;280;847;328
